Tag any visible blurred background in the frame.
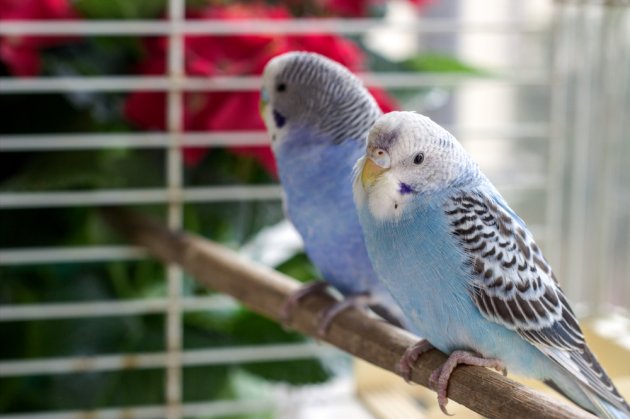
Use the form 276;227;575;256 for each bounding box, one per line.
0;0;628;418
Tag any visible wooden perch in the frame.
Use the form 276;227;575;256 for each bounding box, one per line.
102;207;595;419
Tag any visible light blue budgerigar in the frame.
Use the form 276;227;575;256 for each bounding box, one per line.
353;111;630;418
259;52;409;335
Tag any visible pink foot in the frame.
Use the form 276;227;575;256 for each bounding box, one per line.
280;281;330;326
428;350;507;416
316;292;372;337
398;339;434;382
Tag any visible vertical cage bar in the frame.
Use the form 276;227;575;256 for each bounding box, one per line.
548;1;630;312
590;4;626;313
611;6;630;309
166;0;185;418
591;5;612;314
564;4;592;306
546;1;571;281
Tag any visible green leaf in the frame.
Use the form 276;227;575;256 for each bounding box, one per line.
183;365;231;403
227;310;333;385
274;252;318;284
403;53;486;74
242;357;332;386
227;310;304;344
43;37;143;77
0;150;125;191
213;371;274;419
182;308;334;385
74;0;168;19
1;148;166;193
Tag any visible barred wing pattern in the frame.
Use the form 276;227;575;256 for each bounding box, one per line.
445;189;629;414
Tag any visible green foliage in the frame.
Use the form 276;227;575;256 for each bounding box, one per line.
1;150;130;191
183;309;333;385
403;52;485;74
275;252;319;283
75;0;210;19
75;0;169;19
229;311;332;385
43;38;143;77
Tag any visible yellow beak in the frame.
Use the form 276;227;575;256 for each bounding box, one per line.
361;157;388;189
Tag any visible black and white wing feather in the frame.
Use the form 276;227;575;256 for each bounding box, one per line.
445;188;629;416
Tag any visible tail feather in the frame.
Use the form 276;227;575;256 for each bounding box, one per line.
545;346;630;418
582;387;630;419
570;347;630;418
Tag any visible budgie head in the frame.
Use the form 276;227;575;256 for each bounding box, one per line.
260;51;380;151
353;111;480;220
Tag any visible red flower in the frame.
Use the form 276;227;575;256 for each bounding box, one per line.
319;0;431;17
0;0;79;76
368;87;398;113
124;3;398;175
321;0;376;17
408;0;432;7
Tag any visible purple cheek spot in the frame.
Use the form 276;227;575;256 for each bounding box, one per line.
399;182;414;195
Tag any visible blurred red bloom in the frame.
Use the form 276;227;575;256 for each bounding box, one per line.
408;0;432;7
124;3;399;175
320;0;431;17
368;87;398;114
0;0;79;76
321;0;375;17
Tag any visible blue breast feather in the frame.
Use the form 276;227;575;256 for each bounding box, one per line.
357;186;555;377
275;126;385;297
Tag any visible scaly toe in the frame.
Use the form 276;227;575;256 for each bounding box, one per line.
279;281;330;328
316;314;334;338
397;358;413;382
397;352;418;382
397;340;434;383
315;293;372;338
279;301;296;326
437;394;454;416
429;366;443;389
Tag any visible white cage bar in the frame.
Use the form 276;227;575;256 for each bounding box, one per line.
0;124;548;151
0;343;339;377
0;18;544;36
0;295;238;321
0;72;548;94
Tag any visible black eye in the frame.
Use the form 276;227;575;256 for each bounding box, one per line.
413;152;424;165
277;83;286;92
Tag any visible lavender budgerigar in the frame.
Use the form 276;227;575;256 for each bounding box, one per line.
259;52;409;335
353;111;629;418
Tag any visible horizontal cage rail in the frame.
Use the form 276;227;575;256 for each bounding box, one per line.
0;245;146;264
0;132;269;151
0;72;549;94
0;296;238;321
0;343;340;377
0;186;283;208
0;183;545;210
0;399;277;419
0;181;546;210
0;19;544;36
0;124;549;152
